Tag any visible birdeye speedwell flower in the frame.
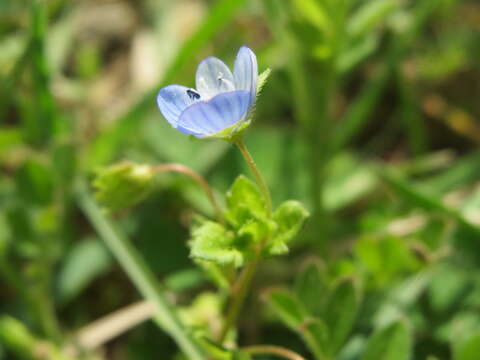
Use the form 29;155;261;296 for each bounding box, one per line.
156;46;262;140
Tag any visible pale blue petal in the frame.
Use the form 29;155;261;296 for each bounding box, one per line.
195;57;235;99
233;46;258;106
157;85;197;127
177;90;251;137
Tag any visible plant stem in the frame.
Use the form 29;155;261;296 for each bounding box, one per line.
234;138;273;216
218;140;273;344
76;182;207;360
217;248;261;343
152;163;224;223
242;345;306;360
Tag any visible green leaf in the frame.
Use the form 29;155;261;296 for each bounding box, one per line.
238;217;277;247
257;68;271;96
225;175;266;227
195;260;230;290
362;322;412;360
428;264;469;314
268;200;309;255
347;0;397;38
295;263;327;316
292;0;333;36
190;220;243;267
197;337;232;360
454;332;480;360
233;351;252;360
323;278;359;355
93;162;155;212
56;238;113;305
15;159;54;206
302;319;329;360
265;289;308;329
0;316;38;357
265;290;329;360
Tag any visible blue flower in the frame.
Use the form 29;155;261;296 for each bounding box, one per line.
156;46;258;138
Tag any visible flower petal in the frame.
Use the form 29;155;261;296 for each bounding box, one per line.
157;85;197;127
233;46;258;106
195;57;235;99
177;90;251;137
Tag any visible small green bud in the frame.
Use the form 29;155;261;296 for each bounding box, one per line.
93;162;155;212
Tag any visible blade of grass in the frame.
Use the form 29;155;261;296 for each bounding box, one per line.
26;0;59;147
329;55;391;154
75;182;207;360
377;167;480;235
329;0;445;156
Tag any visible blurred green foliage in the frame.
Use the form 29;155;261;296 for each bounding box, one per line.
1;0;480;359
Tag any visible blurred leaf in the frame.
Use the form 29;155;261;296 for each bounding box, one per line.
15;159;53;206
5;206;35;254
330;59;391;153
361;322;412;360
267;200;309;255
347;0;396;38
52;143;76;187
0;316;37;358
324;152;378;210
197;337;231;360
265;289;308;329
0;128;22;154
164;268;206;292
295;263;327;316
179;292;222;334
355;236;420;286
302;319;329;360
233;352;252;360
195;260;230;290
56;238;113;305
378;168;480;235
323;278;359;355
93;162;155;212
25;0;58;146
373;272;433;329
339;34;379;73
428;264;470;314
266;287;329;360
417;151;480;194
292;0;332;37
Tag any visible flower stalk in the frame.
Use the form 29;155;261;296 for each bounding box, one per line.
152;163;224;223
234;138;272;216
217;139;273;343
242;345;306;360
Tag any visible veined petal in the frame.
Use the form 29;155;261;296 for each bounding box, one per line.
233;46;258;106
196;57;235;99
177;90;251;137
157;85;198;127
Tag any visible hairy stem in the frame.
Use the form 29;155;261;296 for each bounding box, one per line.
217;247;261;343
234;138;272;216
218;139;272;343
152;163;224;223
